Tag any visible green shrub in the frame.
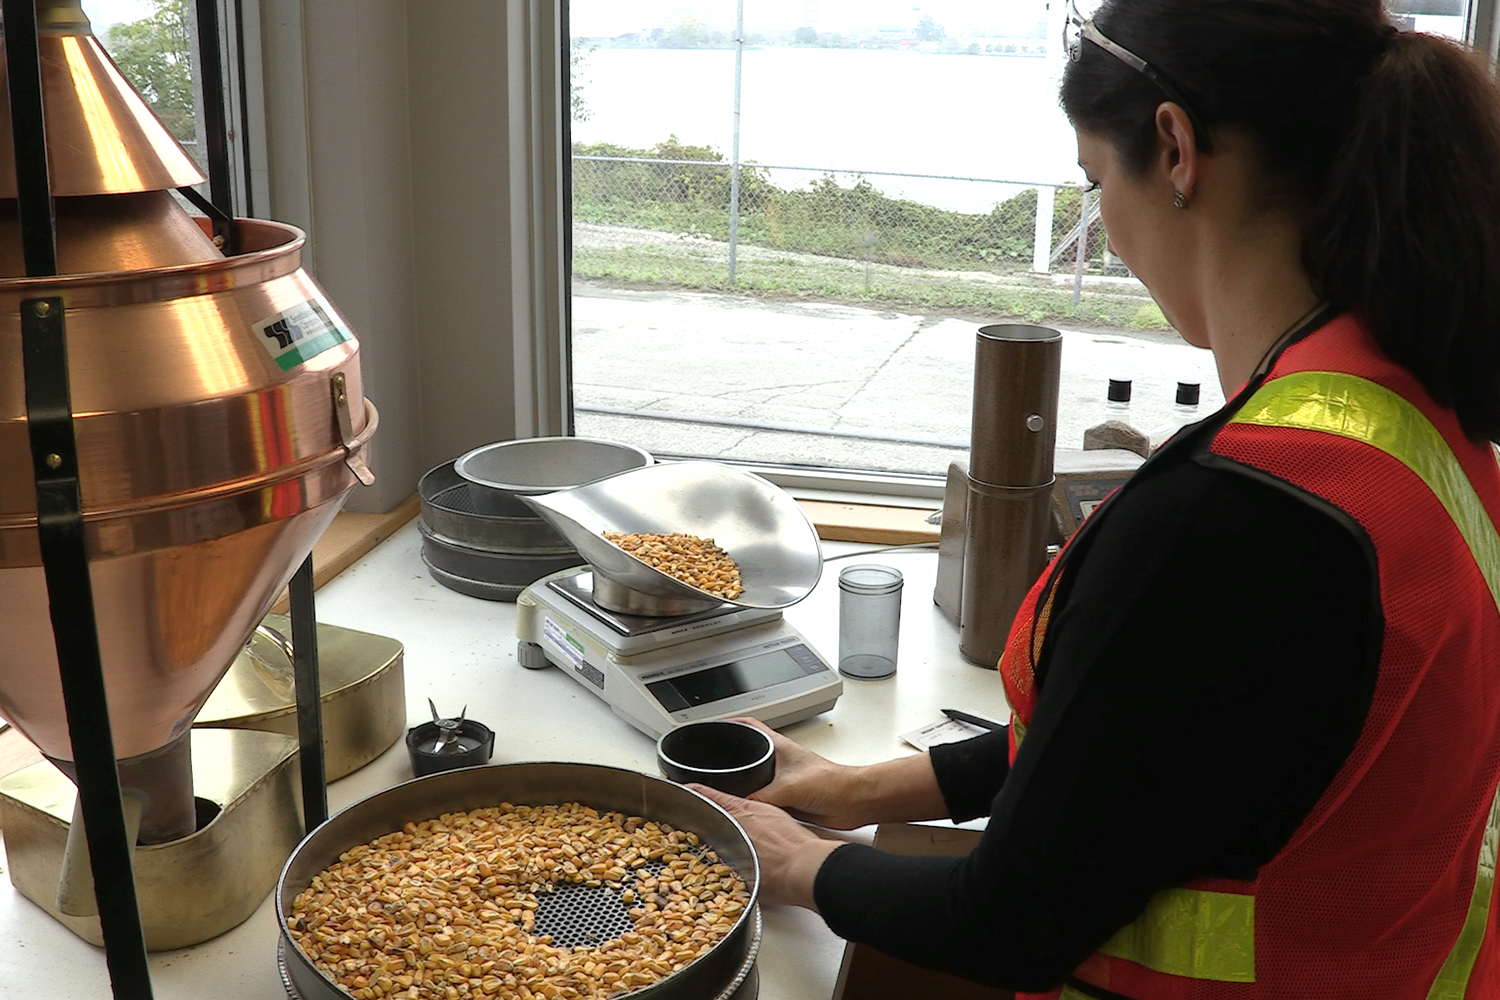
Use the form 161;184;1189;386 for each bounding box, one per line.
573;138;1070;273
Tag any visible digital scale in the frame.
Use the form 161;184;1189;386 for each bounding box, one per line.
517;569;840;738
510;462;843;740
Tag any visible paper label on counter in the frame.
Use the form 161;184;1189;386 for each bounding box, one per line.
544;617;603;689
254;298;352;371
901;718;990;752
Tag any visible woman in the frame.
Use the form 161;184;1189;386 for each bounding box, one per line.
693;2;1500;997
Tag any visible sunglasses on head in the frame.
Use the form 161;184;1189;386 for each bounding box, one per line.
1064;0;1213;152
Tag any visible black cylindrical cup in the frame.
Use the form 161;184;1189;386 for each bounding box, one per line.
657;720;776;797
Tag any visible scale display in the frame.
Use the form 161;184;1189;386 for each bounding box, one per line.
645;645;826;712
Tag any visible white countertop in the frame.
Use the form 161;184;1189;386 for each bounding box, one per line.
0;522;1013;999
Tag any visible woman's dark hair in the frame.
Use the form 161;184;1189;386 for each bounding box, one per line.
1061;0;1500;441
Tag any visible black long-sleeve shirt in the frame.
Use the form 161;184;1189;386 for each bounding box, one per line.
812;454;1379;992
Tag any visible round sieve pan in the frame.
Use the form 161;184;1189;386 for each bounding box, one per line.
277;762;761;1000
418;460;575;554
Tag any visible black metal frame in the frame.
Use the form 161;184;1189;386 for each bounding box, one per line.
290;558;329;828
231;0;256;219
185;0;332;830
5;1;329;995
187;0;328;832
186;0;329;831
186;0;240;254
5;3;156;997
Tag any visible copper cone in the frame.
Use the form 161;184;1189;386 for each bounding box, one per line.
0;218;376;840
0;191;222;273
0;4;205;197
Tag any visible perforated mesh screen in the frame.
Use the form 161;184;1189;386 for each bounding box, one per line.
533;860;667;951
433;484;483;515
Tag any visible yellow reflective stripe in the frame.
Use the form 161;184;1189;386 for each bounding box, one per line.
1060;987;1096;1000
1096;888;1255;983
1229;371;1500;1000
1429;788;1500;1000
1228;371;1500;611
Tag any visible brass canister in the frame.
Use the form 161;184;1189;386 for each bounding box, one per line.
0;727;303;950
195;615;406;781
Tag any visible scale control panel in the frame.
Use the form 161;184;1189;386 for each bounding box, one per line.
637;635;829;717
516;578;842;739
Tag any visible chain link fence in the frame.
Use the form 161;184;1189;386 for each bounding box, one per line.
572;148;1165;330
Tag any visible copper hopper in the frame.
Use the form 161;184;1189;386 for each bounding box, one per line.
0;0;376;852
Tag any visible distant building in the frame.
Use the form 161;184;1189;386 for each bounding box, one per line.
645;5;725;34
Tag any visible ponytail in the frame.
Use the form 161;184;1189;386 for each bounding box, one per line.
1307;32;1500;441
1061;1;1500;441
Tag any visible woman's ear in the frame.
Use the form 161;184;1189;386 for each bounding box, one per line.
1156;102;1200;204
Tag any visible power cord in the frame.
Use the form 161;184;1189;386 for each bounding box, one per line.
822;541;939;562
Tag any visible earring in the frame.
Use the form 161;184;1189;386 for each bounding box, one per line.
1173;190;1189;210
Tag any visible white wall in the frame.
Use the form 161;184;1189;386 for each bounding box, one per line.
258;0;567;514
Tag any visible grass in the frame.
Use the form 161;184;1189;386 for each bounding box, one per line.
573;195;1044;273
573;139;1100;274
570;139;1155;328
573;243;1170;332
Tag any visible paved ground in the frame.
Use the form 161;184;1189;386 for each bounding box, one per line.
572;282;1226;477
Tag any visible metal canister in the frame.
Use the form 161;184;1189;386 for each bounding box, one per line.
959;325;1061;667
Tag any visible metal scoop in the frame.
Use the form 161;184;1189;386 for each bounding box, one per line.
522;462;823;615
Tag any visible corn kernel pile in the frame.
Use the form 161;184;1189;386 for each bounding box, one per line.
289;803;751;1000
601;532;744;600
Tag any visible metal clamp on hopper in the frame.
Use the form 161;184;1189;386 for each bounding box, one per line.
516;462;842;739
0;0;384;956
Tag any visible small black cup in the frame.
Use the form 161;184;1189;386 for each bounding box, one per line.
656;720;776;797
405;719;496;776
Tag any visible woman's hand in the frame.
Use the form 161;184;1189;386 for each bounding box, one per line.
730;718;873;829
690;784;842;910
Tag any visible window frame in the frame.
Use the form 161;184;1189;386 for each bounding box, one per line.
554;0;1500;497
226;0;1500;512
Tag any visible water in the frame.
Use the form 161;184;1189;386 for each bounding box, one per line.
572;47;1084;213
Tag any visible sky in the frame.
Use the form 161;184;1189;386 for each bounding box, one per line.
78;1;1467;43
83;0;1049;38
570;0;1053;37
81;0;154;33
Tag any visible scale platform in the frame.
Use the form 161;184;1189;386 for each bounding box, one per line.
517;568;841;739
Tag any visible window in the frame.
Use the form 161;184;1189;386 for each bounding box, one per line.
567;0;1487;484
85;1;204;166
568;1;1224;483
1388;0;1469;37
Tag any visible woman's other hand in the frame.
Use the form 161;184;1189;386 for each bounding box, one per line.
690;784;842;910
729;717;952;828
729;718;872;829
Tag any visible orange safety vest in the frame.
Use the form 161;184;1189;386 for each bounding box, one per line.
999;313;1500;1000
